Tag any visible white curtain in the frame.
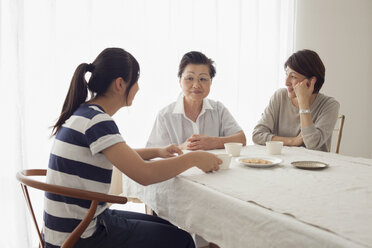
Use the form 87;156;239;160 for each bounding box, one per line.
0;0;295;247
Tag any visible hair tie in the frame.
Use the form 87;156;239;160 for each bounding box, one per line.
87;63;95;72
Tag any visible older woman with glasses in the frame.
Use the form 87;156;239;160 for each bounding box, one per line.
147;51;246;150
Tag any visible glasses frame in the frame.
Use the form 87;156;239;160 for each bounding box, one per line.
181;75;212;85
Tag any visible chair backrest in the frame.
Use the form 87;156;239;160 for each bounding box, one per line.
332;114;345;154
16;169;127;248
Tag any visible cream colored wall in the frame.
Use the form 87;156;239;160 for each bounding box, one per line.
295;0;372;158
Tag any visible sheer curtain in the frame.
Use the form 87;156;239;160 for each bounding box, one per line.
0;0;295;247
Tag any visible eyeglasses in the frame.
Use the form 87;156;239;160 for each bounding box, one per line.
182;75;211;84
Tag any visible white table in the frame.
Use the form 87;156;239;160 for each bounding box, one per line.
121;145;372;248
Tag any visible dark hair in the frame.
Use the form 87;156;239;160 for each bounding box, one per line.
52;47;139;135
284;49;325;93
177;51;216;79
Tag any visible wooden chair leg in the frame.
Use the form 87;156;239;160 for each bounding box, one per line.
21;184;44;248
145;204;155;215
62;201;98;248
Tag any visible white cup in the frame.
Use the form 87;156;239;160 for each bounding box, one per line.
217;153;232;169
266;141;283;155
224;142;243;157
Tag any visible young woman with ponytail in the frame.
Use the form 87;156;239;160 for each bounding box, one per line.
45;48;221;248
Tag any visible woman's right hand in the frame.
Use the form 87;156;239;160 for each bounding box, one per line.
294;77;316;109
291;133;303;146
191;151;222;173
272;133;303;147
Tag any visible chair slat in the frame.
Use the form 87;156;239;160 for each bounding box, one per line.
333;114;345;154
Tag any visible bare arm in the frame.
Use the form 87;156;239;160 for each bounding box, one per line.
134;148;159;160
134;145;182;160
184;130;246;150
103;142;221;186
218;130;246;146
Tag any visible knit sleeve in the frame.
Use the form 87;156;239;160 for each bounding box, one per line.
252;91;280;145
301;99;340;151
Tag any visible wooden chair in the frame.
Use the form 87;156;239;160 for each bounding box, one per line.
16;169;127;248
333;114;345;154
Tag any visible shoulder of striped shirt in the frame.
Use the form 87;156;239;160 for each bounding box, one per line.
63;111;113;134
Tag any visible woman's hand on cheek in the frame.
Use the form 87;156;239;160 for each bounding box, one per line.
294;78;315;108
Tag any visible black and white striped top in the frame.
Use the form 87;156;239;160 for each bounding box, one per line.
43;104;124;247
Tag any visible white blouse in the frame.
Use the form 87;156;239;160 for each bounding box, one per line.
146;94;242;147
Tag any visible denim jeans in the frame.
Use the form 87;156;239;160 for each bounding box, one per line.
74;208;195;248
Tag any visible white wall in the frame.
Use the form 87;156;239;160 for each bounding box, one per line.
295;0;372;158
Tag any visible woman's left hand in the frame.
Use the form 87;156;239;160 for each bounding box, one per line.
294;77;316;109
158;144;183;158
186;134;217;150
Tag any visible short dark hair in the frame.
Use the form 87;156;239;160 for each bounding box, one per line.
178;51;216;79
284;49;325;93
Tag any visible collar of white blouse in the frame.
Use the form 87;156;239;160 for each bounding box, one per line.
172;93;213;132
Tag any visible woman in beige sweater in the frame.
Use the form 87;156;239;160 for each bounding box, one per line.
252;49;339;152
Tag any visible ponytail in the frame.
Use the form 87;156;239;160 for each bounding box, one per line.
52;48;140;136
52;63;90;135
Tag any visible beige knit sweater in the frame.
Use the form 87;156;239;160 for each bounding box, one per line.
252;88;340;152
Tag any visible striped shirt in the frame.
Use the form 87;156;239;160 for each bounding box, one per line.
43;104;124;247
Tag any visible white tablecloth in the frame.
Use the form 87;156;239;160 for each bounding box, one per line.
122;145;372;248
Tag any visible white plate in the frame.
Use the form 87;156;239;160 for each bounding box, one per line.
236;156;282;168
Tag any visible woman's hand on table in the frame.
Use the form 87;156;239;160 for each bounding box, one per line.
185;134;219;150
157;144;183;158
191;151;221;173
291;133;303;146
273;133;303;147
